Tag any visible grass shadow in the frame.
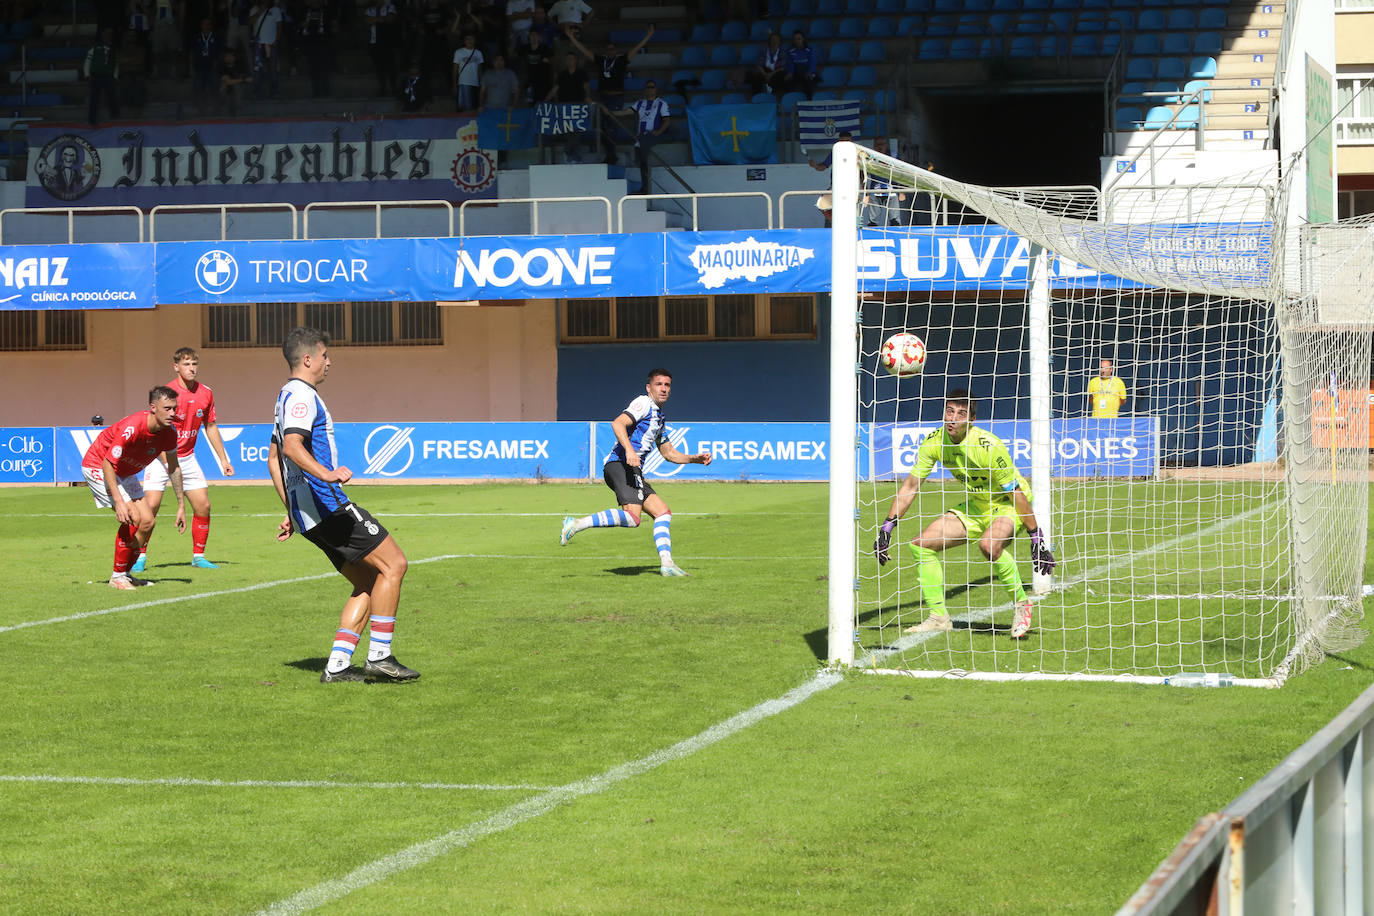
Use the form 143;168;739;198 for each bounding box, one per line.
607;566;659;576
802;575;996;660
285;657;328;673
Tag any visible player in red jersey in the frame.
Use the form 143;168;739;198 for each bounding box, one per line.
134;347;236;572
81;387;183;590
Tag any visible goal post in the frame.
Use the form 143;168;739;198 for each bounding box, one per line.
826;140;1371;685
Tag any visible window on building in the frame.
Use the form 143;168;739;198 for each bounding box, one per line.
1336;75;1374;142
559;294;817;343
0;309;87;351
205;302;442;347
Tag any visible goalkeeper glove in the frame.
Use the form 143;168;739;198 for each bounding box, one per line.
1030;529;1056;575
874;516;898;566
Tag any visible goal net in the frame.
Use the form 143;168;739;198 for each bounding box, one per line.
827;142;1371;686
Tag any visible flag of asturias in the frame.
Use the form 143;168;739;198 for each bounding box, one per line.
687;103;778;165
476;109;538;150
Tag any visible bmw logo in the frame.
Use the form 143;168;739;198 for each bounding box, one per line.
195;250;239;295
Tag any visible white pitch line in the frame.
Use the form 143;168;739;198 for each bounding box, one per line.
0;774;552;792
252;671;843;916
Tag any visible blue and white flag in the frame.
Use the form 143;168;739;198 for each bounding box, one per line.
476;109;538;150
796;100;861;146
687;104;778;165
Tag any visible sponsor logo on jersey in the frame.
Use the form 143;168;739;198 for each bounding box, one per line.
688;238;815;290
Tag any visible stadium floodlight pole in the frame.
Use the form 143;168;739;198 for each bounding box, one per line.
1027;244;1054;594
828;139;860;666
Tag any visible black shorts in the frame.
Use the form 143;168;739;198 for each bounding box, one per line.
302;502;390;571
603;460;656;507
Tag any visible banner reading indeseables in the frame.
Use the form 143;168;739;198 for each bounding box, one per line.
26;117;499;209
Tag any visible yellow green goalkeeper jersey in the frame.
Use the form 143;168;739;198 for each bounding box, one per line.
911;425;1031;516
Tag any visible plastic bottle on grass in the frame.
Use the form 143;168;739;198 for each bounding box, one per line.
1164;672;1234;687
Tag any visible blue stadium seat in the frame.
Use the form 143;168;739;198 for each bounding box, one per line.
1016;12;1046;32
779;18;803;36
954;13;983;34
1117;81;1147;102
873;88;896;108
917;37;946;58
842;88;869;100
1107;9;1132;30
669;69;699;87
1131;34;1159;55
1069;34;1098;56
700;69;729;90
875;0;904;11
1137;9;1165;29
787;0;815;13
1150;80;1180;103
688;93;717;109
850;64;879;85
828;41;856;61
1036;35;1059;56
1009;36;1037;58
992;0;1020;9
1166;8;1196;28
662;92;687;110
709;44;737;66
1115;106;1142;129
1183;79;1212;103
866;16;895;36
739;46;759;65
720;92;749;104
1142;0;1170;7
1156;57;1185;81
1143;105;1177;128
924;14;955;35
848;0;875;12
1174;105;1201;129
1189;55;1217;78
905;0;933;9
897;14;920;33
987;12;1014;33
1100;32;1121;54
817;0;845;12
1161;33;1191;55
680;46;709;67
837;17;866;37
1125;58;1155;80
948;37;977;58
862;113;888;136
977;37;999;57
820;64;847;84
1193;32;1221;55
721;21;748;41
858;39;887;60
689;23;719;42
813;90;841;100
779;91;806;112
809;18;836;38
751;92;777;104
1198;7;1226;29
749;20;774;40
1021;0;1049;8
1049;0;1076;8
933;0;961;9
963;0;991;9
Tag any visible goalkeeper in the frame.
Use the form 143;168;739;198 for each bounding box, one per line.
873;389;1055;639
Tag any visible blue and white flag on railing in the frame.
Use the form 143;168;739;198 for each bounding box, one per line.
796;99;861;146
687;103;778;165
476;110;538;150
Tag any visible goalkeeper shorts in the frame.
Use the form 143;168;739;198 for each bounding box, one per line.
947;502;1023;540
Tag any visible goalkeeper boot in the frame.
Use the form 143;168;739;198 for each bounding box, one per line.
660;563;688;577
130;555;147;574
560;516;577;546
905;614;952;634
320;666;367;683
365;655;421;682
1011;600;1034;639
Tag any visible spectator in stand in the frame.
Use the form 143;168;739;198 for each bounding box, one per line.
416;0;452;96
84;27;121;126
151;0;181;77
479;52;518;110
783;29;818;99
219;46;249;113
225;0;252;60
528;3;557;48
518;26;553;105
189;17;222;113
300;0;330;97
505;0;533;51
565;23;650;115
128;0;153;75
617;78;669;194
546;50;589;162
745;31;785;96
249;0;284;98
364;0;400;95
452;31;484;110
546;0;590;39
397;57;432;111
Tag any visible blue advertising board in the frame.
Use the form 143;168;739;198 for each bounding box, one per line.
0;243;154;310
871;417;1159;480
594;421;832;481
663;230;827;296
0;428;54;482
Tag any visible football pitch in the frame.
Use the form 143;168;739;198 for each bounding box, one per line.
4;480;1373;914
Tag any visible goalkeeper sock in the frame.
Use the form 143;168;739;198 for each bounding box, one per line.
366;615;395;662
653;513;672;565
580;508;638;532
912;545;946;615
991;550;1027;604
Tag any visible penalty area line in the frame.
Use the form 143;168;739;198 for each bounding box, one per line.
0;774;553;792
252;671;843;916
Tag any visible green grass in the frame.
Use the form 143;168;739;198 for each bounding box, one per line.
2;481;1372;914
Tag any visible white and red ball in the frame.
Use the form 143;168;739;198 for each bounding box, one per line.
880;332;927;377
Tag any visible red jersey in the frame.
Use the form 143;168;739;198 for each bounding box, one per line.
81;410;179;478
168;377;217;457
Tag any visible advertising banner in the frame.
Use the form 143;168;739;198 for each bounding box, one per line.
0;243;154;310
871;417;1159;480
26;117;498;209
415;235;661;301
663;230;826;295
0;428;54;482
594;421;831;482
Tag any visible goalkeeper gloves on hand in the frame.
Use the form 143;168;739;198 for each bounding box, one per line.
1030;529;1056;575
874;516;898;566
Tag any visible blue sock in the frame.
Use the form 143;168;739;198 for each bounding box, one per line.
653;513;672;564
589;509;638;529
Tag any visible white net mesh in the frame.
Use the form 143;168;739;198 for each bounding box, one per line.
842;146;1369;684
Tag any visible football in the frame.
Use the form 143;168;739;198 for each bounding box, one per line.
880;332;927;377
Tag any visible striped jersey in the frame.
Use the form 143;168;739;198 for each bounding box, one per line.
273;378;349;533
604;394;667;465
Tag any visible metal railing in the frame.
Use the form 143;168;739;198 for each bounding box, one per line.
149;202;299;241
616;191;772;232
0;205;145;244
1119;679;1374;914
302;199;453;239
457;195;613;236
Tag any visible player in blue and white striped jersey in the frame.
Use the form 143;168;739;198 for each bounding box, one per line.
560;368;713;576
266;327;420;684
